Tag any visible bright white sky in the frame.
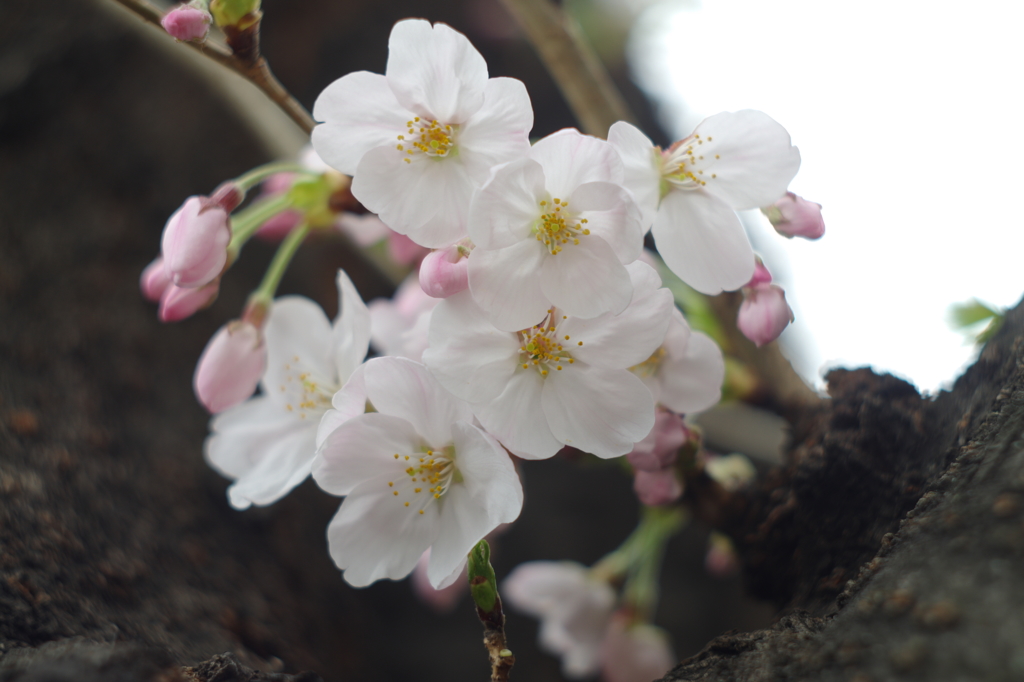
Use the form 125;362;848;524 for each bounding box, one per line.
629;0;1024;394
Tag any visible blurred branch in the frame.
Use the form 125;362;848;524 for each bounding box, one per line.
108;0;316;135
497;0;636;137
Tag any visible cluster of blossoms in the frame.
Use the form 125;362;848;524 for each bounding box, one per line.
142;15;824;679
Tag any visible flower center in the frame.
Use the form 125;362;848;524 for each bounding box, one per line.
396;118;457;164
388;445;459;515
533;199;589;255
629;346;667;379
279;355;336;420
660;133;719;195
517;309;581;376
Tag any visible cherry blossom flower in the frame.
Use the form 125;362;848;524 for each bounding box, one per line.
204;270;370;509
608;112;800;294
503;561;616;678
368;274;439;362
312;356;523;588
467;128;644;331
630;309;724;415
312;19;533;248
424;261;671;459
600;615;675;682
194;320;266;414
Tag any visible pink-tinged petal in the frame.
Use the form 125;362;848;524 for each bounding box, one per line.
351;146;472;247
542;368;655;458
607;121;662;232
331;269;371;383
140;257;171;302
659;330;724;414
315;363;367;448
529;129;623;199
736;283;794;347
559;262;672;370
193;321;265;413
326;474;439;587
311;71;409;175
261;297;336;417
539;236;633;320
468;239;550;332
419;245;469;299
161;5;211;42
363;356;474;447
468;158;546;250
568;181;643;264
158;280;218;322
748;257;773;287
689;110;801;210
457;77;534;177
474;369;562;459
600;617;675;682
427;422;522;588
313;412;423;496
161;197;230;289
336;213;391;247
388;231;430;266
652;190;755;295
386;20;487;123
423;292;520;404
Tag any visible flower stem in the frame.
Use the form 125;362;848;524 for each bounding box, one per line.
251;221;310;306
227;193;295;257
621;507;686;622
233;162;311;192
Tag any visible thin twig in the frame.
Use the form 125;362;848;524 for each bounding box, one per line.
108;0;316;135
475;593;515;682
497;0;635;137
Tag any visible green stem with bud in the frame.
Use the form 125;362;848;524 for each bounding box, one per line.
248;221;310;309
226;193;295;258
469;540;515;682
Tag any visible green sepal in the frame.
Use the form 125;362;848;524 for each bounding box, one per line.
209;0;260;28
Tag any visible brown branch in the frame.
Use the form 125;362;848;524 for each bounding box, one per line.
496;0;635;137
474;591;515;682
107;0;315;135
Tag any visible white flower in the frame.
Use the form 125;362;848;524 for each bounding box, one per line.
312;356;523;588
467;128;644;332
608;112;800;294
367;274;439;362
311;19;533;248
204;270;370;509
630;309;724;414
503;561;616;678
424;261;671;459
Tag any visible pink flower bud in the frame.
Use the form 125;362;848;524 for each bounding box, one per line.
600;615;675;682
627;411;687;472
193;320;266;414
419;245;469;299
746;257;772;287
411;549;466;613
736;284;793;347
140;257;171;302
764;192;825;240
158;280;219;322
160;5;212;42
388;231;430;267
633;468;683;507
161;196;232;289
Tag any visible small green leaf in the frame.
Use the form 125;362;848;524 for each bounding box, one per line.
468;540;498;613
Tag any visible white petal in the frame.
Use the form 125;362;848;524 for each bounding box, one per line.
542;368;654;458
331;269;371;383
652;190;755;295
261;296;337;415
315;363;367;448
468;158;546;250
326;474;439;587
457;77;534;178
539;237;633;320
558;261;673;369
529;129;623;199
204;395;316;509
607;121;661;232
689;110;801;210
468;239;551;332
311;71;408;175
363;356;474;447
313;411;422;496
474;369;562;459
386;19;486;123
352;146;472;247
568;181;643;264
422;292;520;404
658;330;724;414
427;421;523;587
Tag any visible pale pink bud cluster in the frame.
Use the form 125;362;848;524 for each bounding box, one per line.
161;196;232;289
160;4;212;42
627;411;687;506
193;317;266;414
139;257;219;322
764;192;825;240
736;260;793;347
419;244;470;299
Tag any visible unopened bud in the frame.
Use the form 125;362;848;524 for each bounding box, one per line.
746;257;772;287
419;244;469;298
209;0;260;29
140;257;171;302
193;320;266;413
736;284;793;347
763;192;825;240
468;539;498;614
158;280;219;322
627;411;687;472
160;4;212;42
161;196;231;289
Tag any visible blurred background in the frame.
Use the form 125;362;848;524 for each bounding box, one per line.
0;0;1020;680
